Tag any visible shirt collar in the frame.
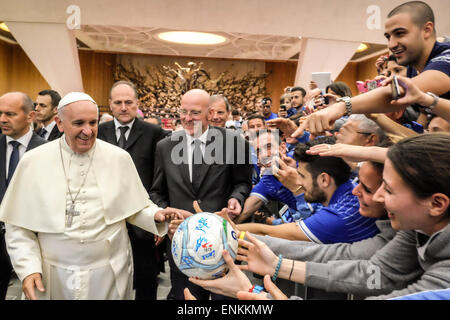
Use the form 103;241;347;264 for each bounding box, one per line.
185;126;209;145
328;180;355;206
114;117;135;131
6;127;33;148
43;120;56;132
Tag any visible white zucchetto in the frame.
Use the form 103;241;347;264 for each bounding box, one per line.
58;92;97;111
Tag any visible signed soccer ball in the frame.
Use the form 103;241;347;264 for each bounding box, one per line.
171;212;239;280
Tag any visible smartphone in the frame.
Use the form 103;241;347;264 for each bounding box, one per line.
323;96;329;105
391;75;401;100
312;72;332;93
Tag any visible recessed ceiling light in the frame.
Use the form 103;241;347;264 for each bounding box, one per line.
0;22;10;33
356;43;369;53
158;31;226;45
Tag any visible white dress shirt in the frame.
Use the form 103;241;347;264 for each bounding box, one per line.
113;118;135;142
185;127;209;182
5;128;33;176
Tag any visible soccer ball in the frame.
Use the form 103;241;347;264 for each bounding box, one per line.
171;212;239;280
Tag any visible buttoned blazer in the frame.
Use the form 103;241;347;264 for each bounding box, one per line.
149;126;252;213
98;118;168;193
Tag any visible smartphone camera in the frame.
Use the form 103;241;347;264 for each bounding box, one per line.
391;76;402;100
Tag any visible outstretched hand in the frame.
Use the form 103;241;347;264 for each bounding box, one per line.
381;75;425;106
306;143;387;163
154;207;184;223
236;232;279;278
291;102;346;137
188;250;253;298
236;275;289;300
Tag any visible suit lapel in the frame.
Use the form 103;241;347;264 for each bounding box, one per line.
125;119;143;150
103;121;119;146
48;125;62;141
0;135;6;191
27;133;42;151
191;127;223;193
180;133;195;195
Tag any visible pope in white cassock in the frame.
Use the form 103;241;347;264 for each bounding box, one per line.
0;92;182;300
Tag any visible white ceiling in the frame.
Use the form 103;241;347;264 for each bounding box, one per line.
75;25;303;61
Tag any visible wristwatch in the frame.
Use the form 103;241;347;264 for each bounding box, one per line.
424;92;439;114
336;96;352;116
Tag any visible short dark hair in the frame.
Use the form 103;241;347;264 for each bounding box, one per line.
232;109;240;116
388;1;436;34
261;97;272;104
247;113;266;124
38;89;61;108
387;133;450;200
325;82;353;98
294;136;351;186
290;87;306;97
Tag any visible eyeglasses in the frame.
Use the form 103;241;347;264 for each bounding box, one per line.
179;109;202;117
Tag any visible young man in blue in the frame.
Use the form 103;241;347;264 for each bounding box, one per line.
260;97;278;121
235;130;319;224
237;139;380;243
295;1;450;138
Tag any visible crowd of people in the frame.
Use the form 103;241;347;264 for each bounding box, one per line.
0;1;449;301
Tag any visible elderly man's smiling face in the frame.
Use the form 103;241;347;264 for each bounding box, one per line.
56;100;98;154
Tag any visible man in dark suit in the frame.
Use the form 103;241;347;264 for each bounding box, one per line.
0;92;47;300
150;89;252;300
97;80;167;300
35;89;63;141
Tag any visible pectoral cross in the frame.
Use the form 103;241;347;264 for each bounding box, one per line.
66;203;80;228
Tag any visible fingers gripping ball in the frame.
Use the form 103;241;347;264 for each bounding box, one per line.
171;212;239;280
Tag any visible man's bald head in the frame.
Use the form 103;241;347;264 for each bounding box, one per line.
0;92;34;114
181;89;210;109
180;89;211;136
0;92;35;139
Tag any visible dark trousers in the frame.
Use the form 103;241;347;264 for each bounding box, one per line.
0;231;12;300
167;240;235;301
127;224;158;300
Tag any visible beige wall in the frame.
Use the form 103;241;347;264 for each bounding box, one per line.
336;56;380;97
0;41;116;105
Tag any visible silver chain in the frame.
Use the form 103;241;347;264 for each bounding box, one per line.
59;137;96;205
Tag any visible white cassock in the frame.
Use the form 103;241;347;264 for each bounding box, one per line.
0;137;167;300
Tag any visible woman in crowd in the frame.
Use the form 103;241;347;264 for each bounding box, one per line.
187;133;450;300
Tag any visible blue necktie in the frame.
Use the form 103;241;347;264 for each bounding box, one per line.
7;141;20;185
38;128;47;138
